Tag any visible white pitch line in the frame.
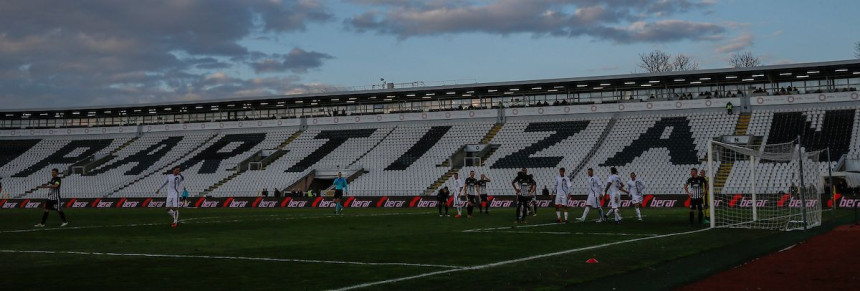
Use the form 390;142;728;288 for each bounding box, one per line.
462;222;558;232
468;230;660;237
0;212;426;234
0;249;463;269
330;227;712;291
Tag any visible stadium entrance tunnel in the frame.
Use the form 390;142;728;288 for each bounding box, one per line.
287;169;365;196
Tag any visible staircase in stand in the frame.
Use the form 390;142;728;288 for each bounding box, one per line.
201;171;242;196
713;112;753;192
110;136;139;155
424;166;462;196
277;130;304;150
571;118;617;178
478;123;504;166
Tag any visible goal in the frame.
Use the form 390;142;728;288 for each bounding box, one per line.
707;139;823;231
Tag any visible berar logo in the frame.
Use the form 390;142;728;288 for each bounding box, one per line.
96;201;114;208
839;198;859;208
257;200;277;208
787;198;818;208
533;200;552;208
287;200;307;208
121;201;140;208
228;200;248;208
1;202;19;209
649;198;676;208
350;200;372;208
72;201;89;208
147;201;165;208
738;198;767;208
414;199;437;208
200;200;219;208
383;200;405;208
490;200;513;207
24;201;41;208
318;200;336;208
567;200;587;207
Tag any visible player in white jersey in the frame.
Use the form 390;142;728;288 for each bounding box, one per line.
451;172;465;218
620;172;646;221
156;166;184;228
603;167;624;224
577;168;605;222
553;168;573;223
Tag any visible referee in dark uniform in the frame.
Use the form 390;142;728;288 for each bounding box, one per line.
35;168;68;227
684;168;707;226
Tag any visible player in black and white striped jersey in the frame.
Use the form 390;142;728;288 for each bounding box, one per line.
684;168;707;226
34;168;68;227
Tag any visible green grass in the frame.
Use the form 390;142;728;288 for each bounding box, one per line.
0;207;851;290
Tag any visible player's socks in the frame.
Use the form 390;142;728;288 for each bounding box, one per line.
556;211;561;220
580;208;590;220
40;212;49;224
689;212;694;224
564;212;568;221
173;210;179;223
635;208;642;220
614;209;621;221
698;211;703;224
58;211;68;223
167;209;175;217
597;208;605;221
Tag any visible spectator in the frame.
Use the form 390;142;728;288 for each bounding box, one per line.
261;188;268;197
273;188;281;198
542;185;550;196
726;102;734;115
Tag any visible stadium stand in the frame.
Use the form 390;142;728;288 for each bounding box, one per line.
2;61;858;200
1;102;857;199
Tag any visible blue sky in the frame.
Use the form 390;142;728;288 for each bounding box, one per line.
1;0;858;109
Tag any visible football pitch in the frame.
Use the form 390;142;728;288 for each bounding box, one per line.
0;207;852;290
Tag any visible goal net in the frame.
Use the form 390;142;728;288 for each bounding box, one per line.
708;139;823;231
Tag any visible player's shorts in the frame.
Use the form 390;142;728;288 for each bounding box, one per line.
44;199;62;211
608;193;621;209
554;194;568;206
479;194;488;202
467;195;478;204
166;195;179;208
690;198;703;210
631;194;643;204
585;195;601;208
518;195;534;205
334;189;344;199
437;196;449;204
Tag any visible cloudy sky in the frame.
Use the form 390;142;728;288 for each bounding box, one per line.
2;0;858;110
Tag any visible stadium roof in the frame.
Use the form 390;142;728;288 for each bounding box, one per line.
3;59;859;119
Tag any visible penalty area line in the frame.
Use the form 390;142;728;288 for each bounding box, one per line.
330;227;712;291
0;249;463;269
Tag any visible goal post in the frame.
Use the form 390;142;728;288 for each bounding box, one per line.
708;138;823;231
